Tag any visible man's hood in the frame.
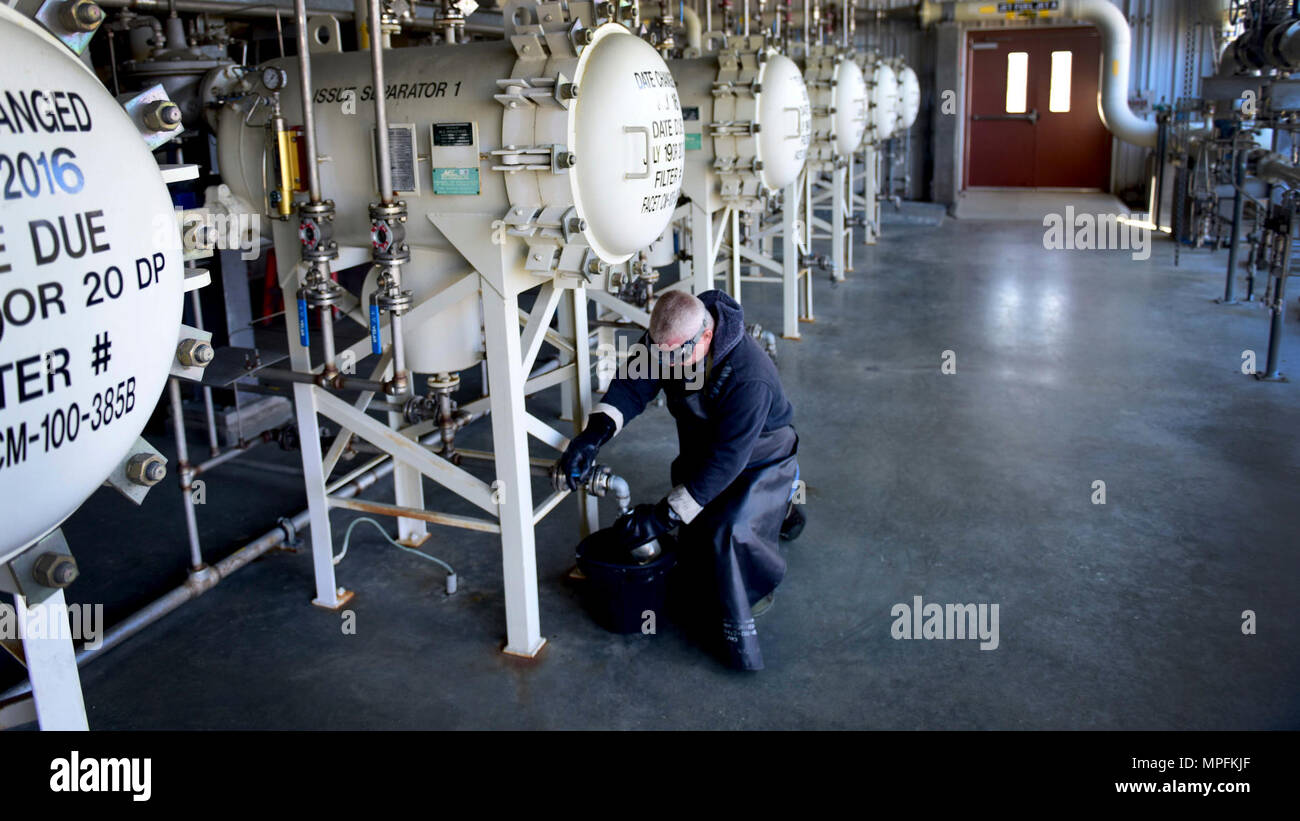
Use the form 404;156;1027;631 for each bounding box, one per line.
699;289;746;363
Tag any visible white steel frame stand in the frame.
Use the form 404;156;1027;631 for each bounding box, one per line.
731;181;816;339
852;142;882;246
4;587;89;730
276;216;599;657
649;191;812;340
807;161;854;281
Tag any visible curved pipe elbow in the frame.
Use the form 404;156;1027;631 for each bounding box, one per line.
936;0;1158;148
606;473;632;514
682;5;703;54
1250;150;1300;189
1064;0;1158;148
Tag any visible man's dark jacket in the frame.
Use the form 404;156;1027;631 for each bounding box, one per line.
594;290;798;670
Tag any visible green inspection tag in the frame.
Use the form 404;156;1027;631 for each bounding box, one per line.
432;167;480;194
684;133;702;151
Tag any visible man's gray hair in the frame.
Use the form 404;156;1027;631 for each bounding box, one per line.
649;291;713;345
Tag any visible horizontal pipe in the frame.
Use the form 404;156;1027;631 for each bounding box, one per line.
1251;150;1300;189
95;0;505;34
258;367;386;394
97;0;358;20
194;439;263;476
328;495;501;533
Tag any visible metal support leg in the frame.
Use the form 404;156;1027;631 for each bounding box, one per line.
1259;291;1288;381
18;589;88;730
782;182;800;339
730;208;742;300
692;200;715;294
596;323;616;392
865;146;880;245
804;170;814;265
832;164;847;281
481;281;545;657
569;285;599;536
388;406;428;546
293;382;347;609
557;289;576;422
846;153;855;272
803;257;815;321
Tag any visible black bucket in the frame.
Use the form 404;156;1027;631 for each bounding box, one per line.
576;534;678;634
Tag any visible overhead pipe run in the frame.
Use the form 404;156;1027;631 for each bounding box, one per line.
920;0;1158;148
95;0;507;35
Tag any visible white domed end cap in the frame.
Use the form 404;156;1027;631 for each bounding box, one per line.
833;59;868;156
871;62;900;142
898;65;921;131
569;25;686;264
757;52;811;191
0;4;184;560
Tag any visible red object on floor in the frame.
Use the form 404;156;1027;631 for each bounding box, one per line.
263;248;283;321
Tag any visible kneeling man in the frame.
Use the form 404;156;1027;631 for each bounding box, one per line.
557;289;801;670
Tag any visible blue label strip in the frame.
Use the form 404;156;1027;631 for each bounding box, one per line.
297;298;310;347
369;304;382;355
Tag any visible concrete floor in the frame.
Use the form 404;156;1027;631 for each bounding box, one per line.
953;190;1130;221
8;216;1299;729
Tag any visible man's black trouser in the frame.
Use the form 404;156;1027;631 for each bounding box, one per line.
671;425;799;671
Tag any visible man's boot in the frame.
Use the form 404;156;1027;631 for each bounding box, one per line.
780;503;805;542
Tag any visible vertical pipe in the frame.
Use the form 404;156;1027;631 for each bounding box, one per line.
355;0;369;48
188;289;220;456
294;0;322;202
390;312;407;381
1222;143;1246;303
1153;113;1168;231
169;378;204;569
1260;206;1291;380
320;304;336;365
367;0;406;392
369;0;393;203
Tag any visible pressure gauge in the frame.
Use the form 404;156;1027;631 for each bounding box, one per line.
262;66;287;91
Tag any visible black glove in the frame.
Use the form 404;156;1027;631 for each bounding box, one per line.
612;499;680;549
556;412;618;491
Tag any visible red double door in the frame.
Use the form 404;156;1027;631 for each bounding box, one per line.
965;26;1112;189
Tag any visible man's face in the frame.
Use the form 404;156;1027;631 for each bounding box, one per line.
654;319;713;368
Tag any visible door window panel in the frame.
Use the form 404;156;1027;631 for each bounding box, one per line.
1049;50;1072;113
1005;51;1028;113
